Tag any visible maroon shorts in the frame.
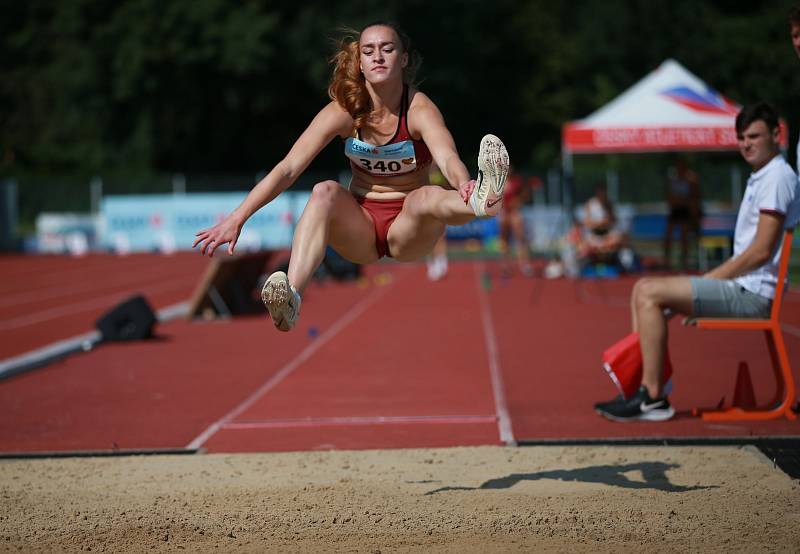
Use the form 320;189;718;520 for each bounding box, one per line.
356;196;405;258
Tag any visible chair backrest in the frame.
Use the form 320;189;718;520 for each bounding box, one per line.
770;228;794;320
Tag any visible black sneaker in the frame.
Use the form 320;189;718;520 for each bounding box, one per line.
594;386;675;422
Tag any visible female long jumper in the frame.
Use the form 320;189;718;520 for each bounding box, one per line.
194;22;509;331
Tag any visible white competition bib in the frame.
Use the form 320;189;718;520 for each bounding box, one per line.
344;137;418;176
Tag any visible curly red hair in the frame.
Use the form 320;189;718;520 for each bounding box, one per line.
328;23;420;130
328;35;371;130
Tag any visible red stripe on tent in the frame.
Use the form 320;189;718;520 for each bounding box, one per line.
563;124;738;153
563;122;789;154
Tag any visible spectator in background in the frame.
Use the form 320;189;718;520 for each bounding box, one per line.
664;157;702;270
499;168;535;277
790;6;800;173
595;103;799;422
543;182;629;279
578;181;624;263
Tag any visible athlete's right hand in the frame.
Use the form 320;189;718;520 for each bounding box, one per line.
193;214;243;257
458;179;477;203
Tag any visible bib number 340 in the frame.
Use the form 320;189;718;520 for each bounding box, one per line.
359;159;402;173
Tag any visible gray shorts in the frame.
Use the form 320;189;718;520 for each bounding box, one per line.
689;277;772;318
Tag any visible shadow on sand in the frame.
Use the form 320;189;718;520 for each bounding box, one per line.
425;461;717;495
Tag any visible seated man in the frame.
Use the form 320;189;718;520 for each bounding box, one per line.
595;102;800;421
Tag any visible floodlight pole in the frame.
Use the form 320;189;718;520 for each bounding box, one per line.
90;176;103;214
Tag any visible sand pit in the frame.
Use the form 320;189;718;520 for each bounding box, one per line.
1;445;798;552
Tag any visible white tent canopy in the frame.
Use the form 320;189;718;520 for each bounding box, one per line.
562;58;788;155
559;59;788;208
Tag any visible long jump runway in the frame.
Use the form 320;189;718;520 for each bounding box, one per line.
0;253;798;454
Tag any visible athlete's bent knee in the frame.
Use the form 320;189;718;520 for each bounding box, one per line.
306;181;342;212
310;180;341;201
403;186;437;213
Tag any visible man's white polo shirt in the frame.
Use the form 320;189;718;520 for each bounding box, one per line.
733;154;799;299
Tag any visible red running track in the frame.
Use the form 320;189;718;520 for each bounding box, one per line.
0;253;798;454
0;252;209;358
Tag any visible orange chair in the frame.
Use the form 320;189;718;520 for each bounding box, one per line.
685;228;796;421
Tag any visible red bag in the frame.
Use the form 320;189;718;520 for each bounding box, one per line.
602;332;673;399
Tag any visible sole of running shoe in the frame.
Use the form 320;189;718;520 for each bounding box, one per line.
261;271;296;331
471;134;510;217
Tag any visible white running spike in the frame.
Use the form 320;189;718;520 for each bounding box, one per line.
261;271;301;332
469;134;510;218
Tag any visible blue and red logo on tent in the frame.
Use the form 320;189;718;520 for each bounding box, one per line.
660;86;739;115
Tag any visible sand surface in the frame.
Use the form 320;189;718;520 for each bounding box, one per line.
1;445;799;552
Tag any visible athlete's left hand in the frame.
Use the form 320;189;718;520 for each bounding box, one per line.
458;179;476;203
193;213;243;257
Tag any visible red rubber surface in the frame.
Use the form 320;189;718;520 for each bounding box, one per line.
0;253;798;454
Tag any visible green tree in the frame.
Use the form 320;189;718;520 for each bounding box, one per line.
2;0;799;179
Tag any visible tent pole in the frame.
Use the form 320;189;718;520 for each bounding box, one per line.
606;167;619;204
562;150;574;217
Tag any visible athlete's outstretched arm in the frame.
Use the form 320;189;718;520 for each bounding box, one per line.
408;93;473;201
194;102;352;256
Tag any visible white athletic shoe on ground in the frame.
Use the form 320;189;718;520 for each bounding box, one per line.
469;134;510;218
426;254;448;281
261;271;301;332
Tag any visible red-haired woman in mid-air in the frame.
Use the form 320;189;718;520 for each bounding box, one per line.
194;22;509;331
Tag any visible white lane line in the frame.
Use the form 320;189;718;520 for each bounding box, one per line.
0;280;189;331
474;261;516;446
185;278;395;450
222;414;497;430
